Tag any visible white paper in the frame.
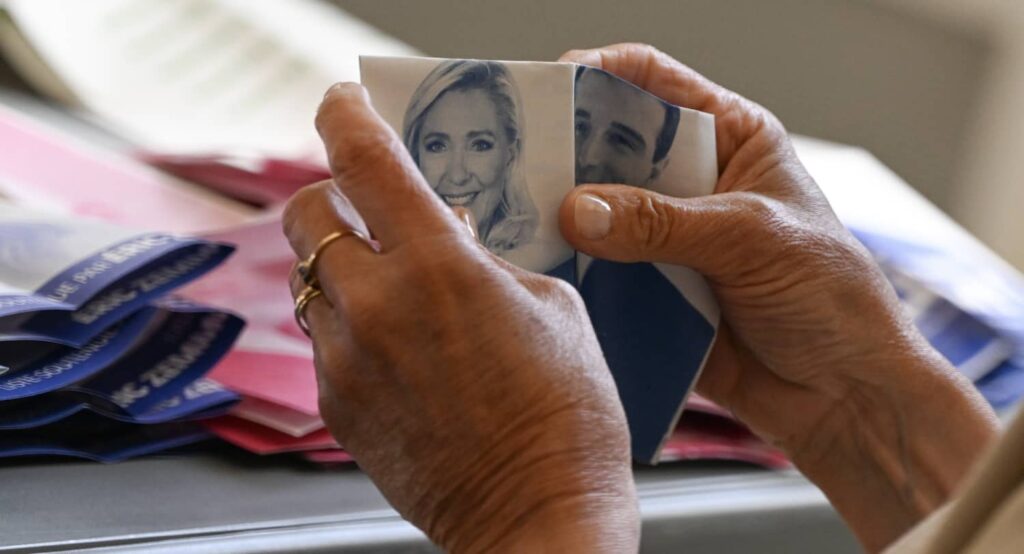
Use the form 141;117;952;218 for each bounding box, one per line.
1;0;418;157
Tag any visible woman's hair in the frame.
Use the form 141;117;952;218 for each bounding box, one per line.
402;60;537;253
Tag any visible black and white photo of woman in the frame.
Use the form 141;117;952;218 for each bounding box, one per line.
402;60;538;256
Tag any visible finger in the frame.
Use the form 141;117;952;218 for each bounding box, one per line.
559;184;784;279
282;180;377;300
560;43;777;167
291;280;335;342
560;43;739;120
315;83;462;249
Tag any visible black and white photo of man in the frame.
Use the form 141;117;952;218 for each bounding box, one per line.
572;64;715;462
574;66;679;188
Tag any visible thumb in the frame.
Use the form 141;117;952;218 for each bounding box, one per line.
560;184;779;278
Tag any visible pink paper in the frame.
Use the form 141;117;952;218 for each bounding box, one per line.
683;393;733;419
301;449;354;464
204;415;338;454
0;105;250;233
209;349;319;416
139;152;330;207
183;216;321;416
231;395;325;437
661;413;790;469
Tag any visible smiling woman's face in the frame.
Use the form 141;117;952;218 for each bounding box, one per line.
417;88;511;232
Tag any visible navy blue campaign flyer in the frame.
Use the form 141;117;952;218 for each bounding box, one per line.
0;377;239;430
361;57;720;463
0;299;242;402
0;412;212;462
0;203;233;346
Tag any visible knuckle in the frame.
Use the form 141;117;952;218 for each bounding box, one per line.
628;192;676;255
549;277;585;309
737;193;787;235
281;181;333;239
734;193;834;264
329;129;408;188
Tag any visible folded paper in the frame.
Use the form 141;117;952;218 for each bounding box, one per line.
361;56;719;463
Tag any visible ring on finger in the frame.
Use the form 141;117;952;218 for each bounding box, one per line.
293;285;325;338
295;228;372;287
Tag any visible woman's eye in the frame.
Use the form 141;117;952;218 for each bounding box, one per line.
425;140;447;153
470;139;494;152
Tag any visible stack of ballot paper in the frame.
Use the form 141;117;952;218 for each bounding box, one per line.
0;203;244;461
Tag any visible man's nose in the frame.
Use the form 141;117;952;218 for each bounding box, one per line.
576;135;602;168
445;148;469;185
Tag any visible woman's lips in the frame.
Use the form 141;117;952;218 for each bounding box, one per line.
440;191;479;206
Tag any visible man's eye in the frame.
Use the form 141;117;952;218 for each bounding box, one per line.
608;132;639;153
425;140;447;153
575;121;589;138
470;139;494;152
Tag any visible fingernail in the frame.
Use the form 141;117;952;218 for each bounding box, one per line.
560;48;600;66
575;193;611;239
453;207;478;240
323;82;363;99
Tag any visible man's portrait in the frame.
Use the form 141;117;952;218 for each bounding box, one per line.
574;66;680;188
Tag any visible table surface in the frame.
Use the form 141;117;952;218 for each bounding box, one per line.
0;445;859;553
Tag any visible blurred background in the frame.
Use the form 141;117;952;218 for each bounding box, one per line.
334;0;1024;270
1;0;1019;269
0;2;1021;552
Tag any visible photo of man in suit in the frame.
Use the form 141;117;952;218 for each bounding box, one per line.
573;65;715;462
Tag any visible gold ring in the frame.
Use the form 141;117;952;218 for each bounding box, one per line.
293;285;324;337
295;229;371;287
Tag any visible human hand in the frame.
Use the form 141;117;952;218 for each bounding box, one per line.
282;84;638;553
559;43;998;551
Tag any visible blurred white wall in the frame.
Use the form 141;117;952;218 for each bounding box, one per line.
883;0;1024;271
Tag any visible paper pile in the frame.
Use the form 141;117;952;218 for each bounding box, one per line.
0;204;243;461
797;137;1024;416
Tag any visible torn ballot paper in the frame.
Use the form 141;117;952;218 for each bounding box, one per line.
361;57;719;463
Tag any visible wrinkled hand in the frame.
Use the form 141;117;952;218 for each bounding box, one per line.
559;44;997;551
282;84;637;553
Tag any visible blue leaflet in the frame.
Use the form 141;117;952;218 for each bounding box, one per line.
0;413;212;462
0;301;244;403
854;228;1024;409
0;378;238;430
0;306;160;400
0;294;72;318
74;308;244;416
890;271;1013;382
976;360;1024;411
0;233;234;344
0;237;234;346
